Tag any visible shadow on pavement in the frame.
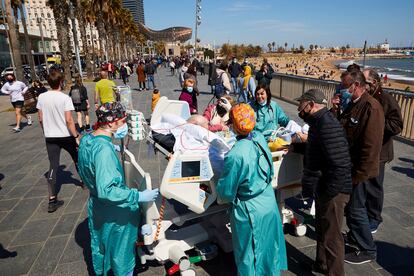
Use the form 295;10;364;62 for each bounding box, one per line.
376;241;414;275
75;218;95;276
391;166;414;179
43;165;83;194
0;244;17;259
399;157;414;165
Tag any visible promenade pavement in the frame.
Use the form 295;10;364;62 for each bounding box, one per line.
0;67;413;275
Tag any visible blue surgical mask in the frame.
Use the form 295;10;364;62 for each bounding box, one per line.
187;87;193;93
258;101;267;107
114;123;128;139
339;89;352;110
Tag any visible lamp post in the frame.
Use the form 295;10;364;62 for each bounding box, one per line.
194;0;201;54
36;17;49;74
69;1;83;78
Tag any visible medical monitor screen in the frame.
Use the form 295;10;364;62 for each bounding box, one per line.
181;161;201;178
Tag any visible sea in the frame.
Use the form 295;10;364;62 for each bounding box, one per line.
357;54;414;83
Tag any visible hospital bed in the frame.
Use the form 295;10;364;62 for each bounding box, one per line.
123;96;307;275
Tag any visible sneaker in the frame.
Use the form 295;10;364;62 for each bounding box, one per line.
12;127;21;132
48;199;64;213
344;250;376;264
27;115;32;125
370;221;380;234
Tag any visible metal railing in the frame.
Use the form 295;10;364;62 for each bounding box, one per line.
269;73;414;140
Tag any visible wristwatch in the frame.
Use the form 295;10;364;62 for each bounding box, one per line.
74;134;80;138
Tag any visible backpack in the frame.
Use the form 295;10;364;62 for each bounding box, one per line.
70;87;82;104
214;72;226;98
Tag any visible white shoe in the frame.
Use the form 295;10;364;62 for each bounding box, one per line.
12;127;21;132
27;115;32;125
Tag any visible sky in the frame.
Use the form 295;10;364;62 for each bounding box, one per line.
144;0;414;49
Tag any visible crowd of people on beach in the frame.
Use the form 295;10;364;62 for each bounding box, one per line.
0;54;404;276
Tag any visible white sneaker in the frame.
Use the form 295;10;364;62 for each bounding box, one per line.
27;116;32;125
12;127;21;132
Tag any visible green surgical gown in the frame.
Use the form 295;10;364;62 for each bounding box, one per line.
252;101;290;140
217;131;287;275
77;134;140;276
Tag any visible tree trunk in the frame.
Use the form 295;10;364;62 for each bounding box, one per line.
96;13;107;61
51;2;72;89
75;1;93;80
4;0;23;80
89;23;96;76
19;5;36;79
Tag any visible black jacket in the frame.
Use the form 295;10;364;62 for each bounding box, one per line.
302;107;352;199
228;62;242;78
256;70;273;86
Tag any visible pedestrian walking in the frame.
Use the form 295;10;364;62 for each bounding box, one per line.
69;74;90;132
95;70;116;109
36;69;81;213
145;61;156;90
120;65;128;85
238;66;256;103
1;73;31;132
136;61;146;91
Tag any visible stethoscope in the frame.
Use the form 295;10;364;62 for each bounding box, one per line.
256;103;275;122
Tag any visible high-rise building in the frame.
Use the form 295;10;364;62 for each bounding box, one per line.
23;0;100;53
123;0;145;25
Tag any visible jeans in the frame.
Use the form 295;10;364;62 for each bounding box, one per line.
231;77;239;94
238;89;253;103
366;161;386;225
147;74;155;89
346;181;377;256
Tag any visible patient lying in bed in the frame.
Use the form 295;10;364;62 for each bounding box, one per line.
151;114;232;175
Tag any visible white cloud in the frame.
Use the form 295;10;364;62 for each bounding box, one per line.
224;2;270;13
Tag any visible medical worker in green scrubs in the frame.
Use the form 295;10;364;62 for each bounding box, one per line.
251;83;290;140
217;103;287;275
77;102;159;276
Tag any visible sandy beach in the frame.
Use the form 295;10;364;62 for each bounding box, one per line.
248;52;414;92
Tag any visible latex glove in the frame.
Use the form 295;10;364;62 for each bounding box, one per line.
138;188;159;202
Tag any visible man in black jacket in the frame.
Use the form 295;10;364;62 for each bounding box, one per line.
296;89;352;276
363;69;403;233
228;57;242;95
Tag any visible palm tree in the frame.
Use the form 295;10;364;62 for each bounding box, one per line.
90;0;109;61
221;43;232;58
272;41;275;52
309;44;314;54
4;0;23;80
75;0;94;79
267;43;272;53
284;42;288;51
47;0;72;88
12;0;36;79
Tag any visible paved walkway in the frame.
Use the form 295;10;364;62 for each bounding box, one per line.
0;67;413;275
